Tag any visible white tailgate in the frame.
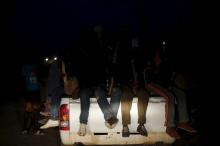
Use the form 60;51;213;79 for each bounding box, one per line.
60;97;175;145
69;97;166;133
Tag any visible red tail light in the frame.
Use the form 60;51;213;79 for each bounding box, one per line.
59;104;69;130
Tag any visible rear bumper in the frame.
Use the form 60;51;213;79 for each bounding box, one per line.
60;131;175;145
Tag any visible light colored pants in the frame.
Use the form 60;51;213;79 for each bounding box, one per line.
121;84;149;125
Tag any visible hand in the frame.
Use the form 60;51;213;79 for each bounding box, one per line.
132;81;139;89
106;92;111;97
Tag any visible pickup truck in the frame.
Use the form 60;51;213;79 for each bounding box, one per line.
59;96;175;145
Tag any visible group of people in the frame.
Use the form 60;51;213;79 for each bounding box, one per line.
21;62;44;135
21;26;197;139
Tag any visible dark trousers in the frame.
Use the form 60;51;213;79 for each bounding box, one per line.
23;108;40;132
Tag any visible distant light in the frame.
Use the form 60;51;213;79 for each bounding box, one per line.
54;57;58;60
162;41;166;45
45;58;49;62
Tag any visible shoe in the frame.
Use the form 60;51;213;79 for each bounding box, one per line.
78;123;87;136
40;119;59;129
105;117;119;129
105;121;112;129
40;111;50;117
122;125;130;137
33;130;45;135
137;124;148;137
38;118;48;125
21;130;29;135
166;127;180;139
177;122;197;133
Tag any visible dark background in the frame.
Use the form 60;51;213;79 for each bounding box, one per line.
4;0;203;57
3;0;208;99
1;0;215;145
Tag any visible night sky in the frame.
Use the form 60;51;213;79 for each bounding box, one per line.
12;0;196;54
3;0;205;76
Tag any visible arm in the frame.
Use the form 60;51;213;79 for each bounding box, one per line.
107;77;114;96
107;42;119;96
112;42;120;64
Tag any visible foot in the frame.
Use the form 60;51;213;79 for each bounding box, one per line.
33;130;45;135
166;127;180;139
40;119;59;129
38;118;48;125
21;130;29;135
40;111;50;117
105;116;119;129
137;124;148;137
78;123;87;136
122;125;130;137
177;122;197;133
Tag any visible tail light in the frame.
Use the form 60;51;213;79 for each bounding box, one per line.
59;104;69;130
